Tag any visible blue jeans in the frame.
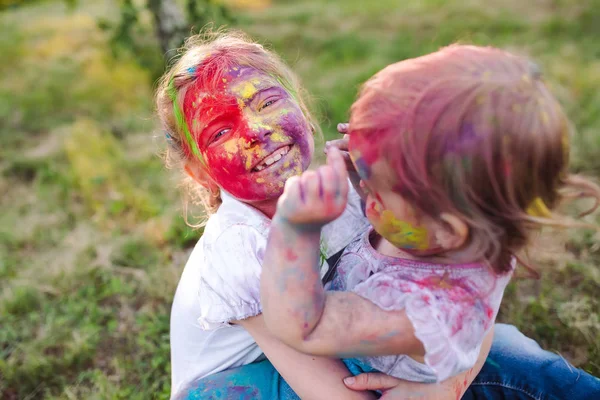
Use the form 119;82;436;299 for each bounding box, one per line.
181;358;376;399
181;324;600;399
465;324;600;399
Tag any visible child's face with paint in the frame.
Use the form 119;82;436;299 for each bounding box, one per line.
189;66;314;202
349;146;442;255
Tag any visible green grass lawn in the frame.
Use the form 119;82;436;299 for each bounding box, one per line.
1;0;599;398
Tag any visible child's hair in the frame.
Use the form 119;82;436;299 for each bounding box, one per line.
155;29;319;225
349;44;600;273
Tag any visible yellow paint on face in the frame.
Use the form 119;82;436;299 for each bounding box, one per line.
256;178;265;183
378;209;430;250
245;146;266;169
223;139;240;159
270;131;287;143
233;78;263;101
366;199;431;251
248;120;272;133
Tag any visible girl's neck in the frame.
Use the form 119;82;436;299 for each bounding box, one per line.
248;198;279;220
371;231;479;266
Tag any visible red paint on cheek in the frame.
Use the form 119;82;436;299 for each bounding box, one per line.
367;199;380;219
183;85;267;199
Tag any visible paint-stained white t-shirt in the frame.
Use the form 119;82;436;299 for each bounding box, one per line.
169;186;369;398
329;230;514;383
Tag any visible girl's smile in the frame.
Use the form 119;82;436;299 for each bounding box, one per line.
184;66;314;202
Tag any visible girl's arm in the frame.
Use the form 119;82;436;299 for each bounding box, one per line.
235;314;376;400
344;327;494;399
261;148;423;358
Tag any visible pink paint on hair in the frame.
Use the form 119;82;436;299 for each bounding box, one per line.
348;45;574;272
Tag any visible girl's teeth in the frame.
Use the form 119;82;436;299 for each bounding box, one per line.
255;146;290;171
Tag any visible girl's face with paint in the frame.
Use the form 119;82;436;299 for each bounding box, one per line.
187;66;314;202
349;146;442;256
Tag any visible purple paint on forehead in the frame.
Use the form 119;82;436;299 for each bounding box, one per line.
225;65;264;81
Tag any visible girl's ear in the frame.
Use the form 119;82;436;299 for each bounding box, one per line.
184;160;219;193
434;213;469;251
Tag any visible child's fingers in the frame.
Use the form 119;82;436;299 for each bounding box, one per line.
326;147;350;183
318;165;343;206
324;137;349;153
344;373;402;391
337;122;349;134
326;147;350;204
282;175;302;203
300;170;320;201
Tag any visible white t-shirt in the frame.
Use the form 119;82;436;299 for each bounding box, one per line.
170;187;369;398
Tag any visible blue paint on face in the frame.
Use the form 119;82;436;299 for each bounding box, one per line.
353;156;372;181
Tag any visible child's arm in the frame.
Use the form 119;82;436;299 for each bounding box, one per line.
261;148;423;358
344;327;494;399
235;314;376;400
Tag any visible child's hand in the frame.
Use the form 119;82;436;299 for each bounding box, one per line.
324;123;355;172
325;122;364;200
276;147;349;230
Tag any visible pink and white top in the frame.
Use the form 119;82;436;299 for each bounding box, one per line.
329;229;514;383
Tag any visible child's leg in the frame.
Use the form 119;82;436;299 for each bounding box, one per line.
464;323;600;400
179;359;299;400
179;358;380;400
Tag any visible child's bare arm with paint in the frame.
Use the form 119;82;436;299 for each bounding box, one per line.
261;147;423;358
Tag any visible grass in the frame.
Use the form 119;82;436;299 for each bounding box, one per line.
1;0;599;398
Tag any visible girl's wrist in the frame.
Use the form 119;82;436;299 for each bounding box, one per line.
272;212;326;235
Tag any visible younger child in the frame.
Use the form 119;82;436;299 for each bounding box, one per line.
261;45;600;384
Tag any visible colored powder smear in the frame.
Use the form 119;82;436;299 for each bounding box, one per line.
378;209;430;250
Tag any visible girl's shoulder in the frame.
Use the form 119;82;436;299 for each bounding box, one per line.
202;191;270;243
181;196;269;329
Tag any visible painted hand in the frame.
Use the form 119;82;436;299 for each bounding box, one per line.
325;122;364;199
324;123;355;172
345;373;428;399
276;146;349;230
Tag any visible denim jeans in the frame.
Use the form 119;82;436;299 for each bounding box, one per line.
464;324;600;399
179;324;600;399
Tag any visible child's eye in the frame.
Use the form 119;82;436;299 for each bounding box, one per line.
214;128;230;140
260;98;278;111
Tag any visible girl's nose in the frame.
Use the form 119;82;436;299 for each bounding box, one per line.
245;122;273;146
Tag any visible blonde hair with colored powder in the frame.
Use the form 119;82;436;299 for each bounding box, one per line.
155;29;320;226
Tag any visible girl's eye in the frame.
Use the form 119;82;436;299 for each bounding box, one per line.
260;99;278;111
214;128;230;141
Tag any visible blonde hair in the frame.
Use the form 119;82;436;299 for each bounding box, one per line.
155;29;319;226
349;45;600;273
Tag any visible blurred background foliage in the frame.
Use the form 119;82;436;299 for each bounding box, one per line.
1;0;599;398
